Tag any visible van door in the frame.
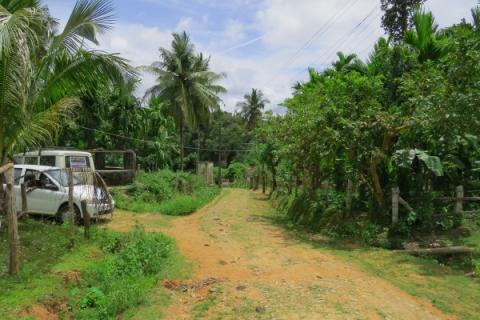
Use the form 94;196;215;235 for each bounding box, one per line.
24;169;63;215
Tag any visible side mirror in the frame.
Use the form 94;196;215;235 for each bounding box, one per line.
44;183;59;191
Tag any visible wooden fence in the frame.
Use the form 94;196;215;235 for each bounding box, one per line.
392;185;480;225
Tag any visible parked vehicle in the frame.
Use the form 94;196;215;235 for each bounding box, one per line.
11;165;114;222
14;148;95;170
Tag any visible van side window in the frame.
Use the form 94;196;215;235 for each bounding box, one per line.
66;156;90;169
40;156;56;167
14;168;22;185
24;156;39;165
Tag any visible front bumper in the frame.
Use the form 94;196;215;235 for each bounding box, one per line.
85;200;115;217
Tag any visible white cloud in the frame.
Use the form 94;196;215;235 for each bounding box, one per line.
176;17;193;32
93;0;477;112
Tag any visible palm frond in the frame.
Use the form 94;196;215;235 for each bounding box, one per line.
9;97;80;155
52;0;114;53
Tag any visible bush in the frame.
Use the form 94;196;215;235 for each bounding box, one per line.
112;170;219;215
225;162;248;187
69;226;173;319
275;189;382;245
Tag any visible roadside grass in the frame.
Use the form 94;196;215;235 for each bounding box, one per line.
192;289;219;320
0;220;100;319
111;170;220;216
0;219;187;320
263;199;480;320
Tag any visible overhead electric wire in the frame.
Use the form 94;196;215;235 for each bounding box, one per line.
291;2;381;79
264;0;362;87
78;125;254;153
313;2;380;69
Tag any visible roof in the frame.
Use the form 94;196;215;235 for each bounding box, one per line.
14;149;92;157
14;164;60;171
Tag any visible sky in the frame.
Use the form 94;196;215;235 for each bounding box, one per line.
45;0;477;113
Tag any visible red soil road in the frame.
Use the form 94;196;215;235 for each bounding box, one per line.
106;189;456;320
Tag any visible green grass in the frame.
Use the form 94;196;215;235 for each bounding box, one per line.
0;220;101;319
112;170;220;216
192;290;219;320
0;219;188;320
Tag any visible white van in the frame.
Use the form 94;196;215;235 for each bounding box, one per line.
12;165;114;222
14;148;95;170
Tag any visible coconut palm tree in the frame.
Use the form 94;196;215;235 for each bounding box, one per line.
237;89;269;130
472;5;480;32
144;31;226;171
332;51;368;74
404;7;444;62
0;0;134;164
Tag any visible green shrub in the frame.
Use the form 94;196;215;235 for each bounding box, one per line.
112;170;219;215
69;226;173;319
225;162;248;187
159;186;219;216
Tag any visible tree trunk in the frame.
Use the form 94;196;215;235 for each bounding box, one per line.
370;157;385;209
180;119;184;172
271;166;277;192
6;166;20;275
262;165;266;194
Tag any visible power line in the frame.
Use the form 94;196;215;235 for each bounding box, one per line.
264;0;362;87
77;125;254;153
314;3;380;69
291;2;380;80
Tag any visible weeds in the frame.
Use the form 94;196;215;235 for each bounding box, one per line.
69;225;173;319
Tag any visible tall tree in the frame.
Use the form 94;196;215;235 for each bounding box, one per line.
0;0;134;163
144;31;226;171
380;0;426;42
237;88;269;130
404;8;443;62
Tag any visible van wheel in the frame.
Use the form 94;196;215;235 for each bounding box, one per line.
57;204;81;224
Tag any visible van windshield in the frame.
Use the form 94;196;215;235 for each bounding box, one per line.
45;169;80;187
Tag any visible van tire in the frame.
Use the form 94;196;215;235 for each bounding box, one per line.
57;204;81;224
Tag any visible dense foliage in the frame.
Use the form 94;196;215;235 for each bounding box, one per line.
111;170;219;215
0;0;133;164
381;0;426;42
257;6;480;238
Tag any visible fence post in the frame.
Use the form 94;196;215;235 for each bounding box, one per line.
455;185;464;217
68;169;75;248
20;183;27;217
6;167;20;275
392;187;400;226
81;200;90;239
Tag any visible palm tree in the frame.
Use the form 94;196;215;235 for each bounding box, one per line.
332;52;368;74
237;89;269;130
144;31;226;171
472;6;480;32
404;7;444;62
0;0;134;164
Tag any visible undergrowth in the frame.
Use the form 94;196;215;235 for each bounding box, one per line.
0;220;182;319
69;226;173;319
111;170;219;215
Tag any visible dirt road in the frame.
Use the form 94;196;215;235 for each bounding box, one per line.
107;189;455;320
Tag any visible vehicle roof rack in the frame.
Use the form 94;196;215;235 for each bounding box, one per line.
22;147;80;156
